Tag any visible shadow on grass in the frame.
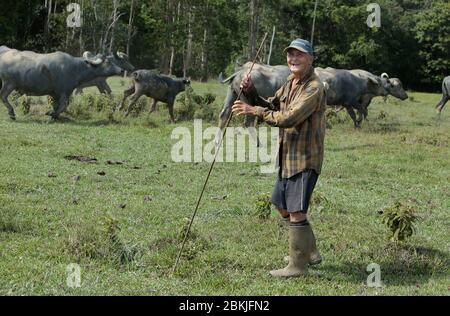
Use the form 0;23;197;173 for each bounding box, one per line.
327;143;377;152
14;113;165;128
320;245;449;286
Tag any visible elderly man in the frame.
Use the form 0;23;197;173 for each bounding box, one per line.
232;39;327;278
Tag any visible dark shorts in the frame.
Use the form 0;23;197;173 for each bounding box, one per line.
270;169;319;213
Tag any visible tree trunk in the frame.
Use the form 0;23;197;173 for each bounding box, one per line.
267;26;275;65
248;0;260;60
44;0;52;52
200;0;210;82
125;0;135;77
200;27;209;82
183;5;193;78
79;0;84;56
168;1;180;76
109;0;119;54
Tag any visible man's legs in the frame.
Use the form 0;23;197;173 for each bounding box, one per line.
270;170;322;277
270;214;313;278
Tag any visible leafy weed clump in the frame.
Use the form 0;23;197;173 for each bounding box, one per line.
177;87;218;122
65;215;139;266
380;200;419;242
253;193;272;220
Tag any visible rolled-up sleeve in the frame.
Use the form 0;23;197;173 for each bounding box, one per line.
255;83;321;128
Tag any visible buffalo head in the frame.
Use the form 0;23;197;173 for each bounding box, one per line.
111;51;135;72
380;73;408;100
83;51;123;77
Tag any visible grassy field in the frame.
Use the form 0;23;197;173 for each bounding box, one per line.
0;76;449;295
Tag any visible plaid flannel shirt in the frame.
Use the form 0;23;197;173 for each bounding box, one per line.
244;66;326;178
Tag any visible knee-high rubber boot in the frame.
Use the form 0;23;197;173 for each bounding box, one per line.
309;227;322;265
283;224;322;265
270;224;312;278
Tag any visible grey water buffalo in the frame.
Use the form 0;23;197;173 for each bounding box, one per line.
436;76;450;113
74;52;134;95
350;69;408;111
0;46;133;119
217;62;291;145
119;70;190;122
316;67;408;127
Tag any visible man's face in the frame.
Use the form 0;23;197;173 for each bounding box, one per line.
286;49;313;76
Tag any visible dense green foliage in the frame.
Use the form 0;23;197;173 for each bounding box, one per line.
0;0;448;91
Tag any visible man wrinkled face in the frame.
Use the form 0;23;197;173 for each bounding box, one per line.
287;49;313;76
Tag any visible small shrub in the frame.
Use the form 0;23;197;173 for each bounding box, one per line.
253;193;272;220
177;87;218;122
126;97;147;117
102;216;139;265
380;200;419;242
65;216;139;265
325;108;348;127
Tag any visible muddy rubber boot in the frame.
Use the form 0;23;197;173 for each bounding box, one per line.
270;224;312;278
309;227;322;265
283;225;321;265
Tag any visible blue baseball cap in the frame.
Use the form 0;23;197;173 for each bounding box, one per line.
284;38;314;56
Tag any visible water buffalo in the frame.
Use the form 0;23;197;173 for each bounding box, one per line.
217;62;291;145
118;70;190;122
436;76;450;113
74;52;134;96
349;69;408;117
316;67;409;127
0;46;133;119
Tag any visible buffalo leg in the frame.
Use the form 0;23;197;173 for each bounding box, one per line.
51;94;69;119
216;89;237;146
436;95;449;113
124;91;144;116
345;106;360;128
244;114;260;147
99;82;112;96
167;99;176;123
149;99;158;113
356;110;364;126
118;85;135;112
215;104;232;146
0;83;16;120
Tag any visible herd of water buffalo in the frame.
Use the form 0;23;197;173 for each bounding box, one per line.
0;46;448;126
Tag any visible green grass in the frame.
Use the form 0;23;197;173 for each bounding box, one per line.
0;77;449;295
